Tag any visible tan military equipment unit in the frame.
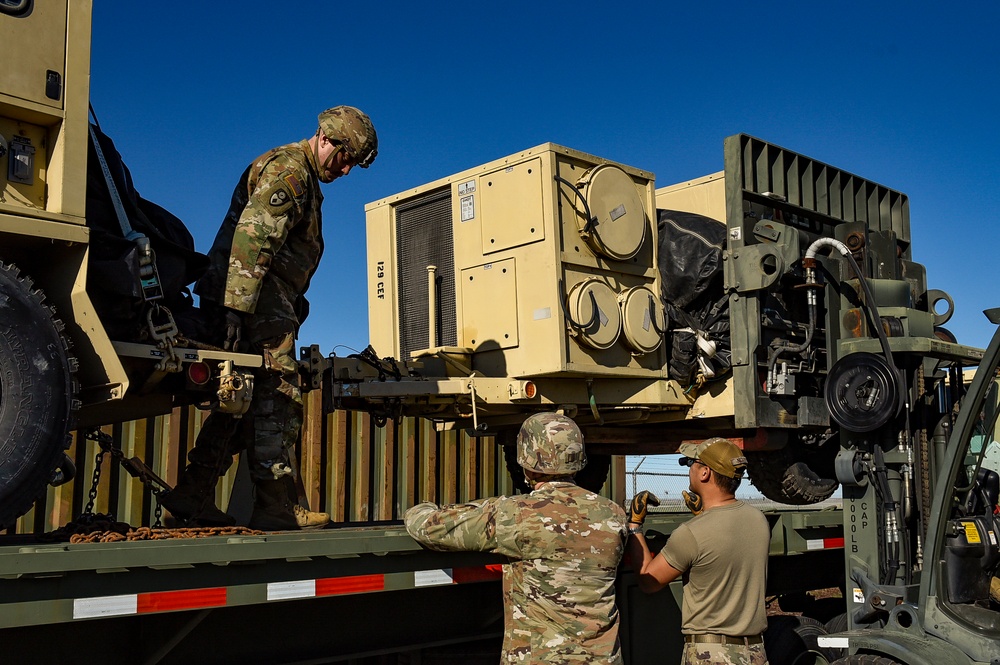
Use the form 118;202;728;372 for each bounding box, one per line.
0;0;258;527
351;144;687;426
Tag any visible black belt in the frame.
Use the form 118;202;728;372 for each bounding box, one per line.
684;634;763;645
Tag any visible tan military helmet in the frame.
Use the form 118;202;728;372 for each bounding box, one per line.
318;106;378;168
516;412;588;474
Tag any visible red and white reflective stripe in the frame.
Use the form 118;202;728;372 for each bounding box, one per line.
414;565;504;587
805;537;845;550
73;587;227;619
414;569;454;587
266;573;385;600
69;565;502;620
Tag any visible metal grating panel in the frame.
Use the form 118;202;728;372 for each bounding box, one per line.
736;134;910;244
395;188;456;358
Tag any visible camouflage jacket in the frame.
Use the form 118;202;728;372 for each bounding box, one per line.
405;482;628;664
196;139;324;323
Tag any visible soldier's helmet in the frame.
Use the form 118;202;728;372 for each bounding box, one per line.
318;106;378;168
516;413;587;474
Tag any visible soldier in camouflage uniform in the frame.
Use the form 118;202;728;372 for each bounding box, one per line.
626;438;770;665
160;106;378;531
404;413;629;664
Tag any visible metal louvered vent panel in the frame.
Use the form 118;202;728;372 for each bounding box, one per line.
395;188;456;359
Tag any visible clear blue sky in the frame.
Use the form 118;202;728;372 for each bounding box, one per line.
89;1;1000;354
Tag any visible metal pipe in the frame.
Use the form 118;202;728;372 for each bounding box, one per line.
427;265;438;348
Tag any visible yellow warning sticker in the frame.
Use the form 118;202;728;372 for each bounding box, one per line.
963;522;981;544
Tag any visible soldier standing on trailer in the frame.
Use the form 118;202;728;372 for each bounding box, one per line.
160;106;378;530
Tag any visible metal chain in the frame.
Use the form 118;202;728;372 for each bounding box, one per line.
42;430;255;543
82;428;169;527
82;447;107;518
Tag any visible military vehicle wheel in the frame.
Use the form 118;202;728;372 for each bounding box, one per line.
764;616;835;665
0;262;76;529
830;656;902;665
746;443;839;505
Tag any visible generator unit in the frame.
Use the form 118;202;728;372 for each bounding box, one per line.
366;143;667;382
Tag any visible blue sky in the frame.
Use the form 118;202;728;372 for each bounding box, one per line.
89;1;1000;354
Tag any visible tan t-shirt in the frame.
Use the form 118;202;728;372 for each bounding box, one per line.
660;500;769;636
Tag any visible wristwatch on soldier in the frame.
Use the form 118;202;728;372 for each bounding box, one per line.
627;522;643;535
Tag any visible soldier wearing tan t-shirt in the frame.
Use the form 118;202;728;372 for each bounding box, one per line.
626;437;770;665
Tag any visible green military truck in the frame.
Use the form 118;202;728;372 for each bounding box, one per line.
0;0;259;529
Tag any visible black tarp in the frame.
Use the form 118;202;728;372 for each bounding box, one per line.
657;209;731;386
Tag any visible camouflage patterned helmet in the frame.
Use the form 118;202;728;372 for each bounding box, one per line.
516;413;587;474
318;106;378;168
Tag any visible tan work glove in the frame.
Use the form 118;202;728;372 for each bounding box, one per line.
627;490;661;527
682;489;703;516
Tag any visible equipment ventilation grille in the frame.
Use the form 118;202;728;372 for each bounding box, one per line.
395;188;456;358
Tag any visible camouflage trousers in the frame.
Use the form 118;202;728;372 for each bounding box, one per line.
681;642;768;665
187;314;303;482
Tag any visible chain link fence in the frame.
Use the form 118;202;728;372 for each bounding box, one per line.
625;455;842;512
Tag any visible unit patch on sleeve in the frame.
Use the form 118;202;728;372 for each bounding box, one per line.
270;189;289;207
260;180;295;214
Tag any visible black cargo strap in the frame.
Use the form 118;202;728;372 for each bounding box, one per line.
88;107;164;303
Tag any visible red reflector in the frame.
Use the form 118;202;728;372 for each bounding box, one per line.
826;537;845;548
137;587;226;613
187;361;212;386
453;565;504;584
315;574;384;596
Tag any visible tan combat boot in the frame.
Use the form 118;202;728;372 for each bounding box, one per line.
293;504;330;530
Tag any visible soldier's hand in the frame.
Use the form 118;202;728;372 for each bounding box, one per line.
224;309;245;352
682;490;704;516
627;490;661;526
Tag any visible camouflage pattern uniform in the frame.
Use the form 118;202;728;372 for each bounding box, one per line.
405;414;629;664
681;642;767;665
191;138;324;481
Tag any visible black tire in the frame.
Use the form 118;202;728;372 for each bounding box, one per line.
747;443;839;505
764;615;835;665
830;656;902;665
823;613;849;661
824;612;849;635
0;262;76;529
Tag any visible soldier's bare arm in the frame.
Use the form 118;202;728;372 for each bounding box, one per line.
627;533;683;593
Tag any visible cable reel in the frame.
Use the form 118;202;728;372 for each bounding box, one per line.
824;352;902;432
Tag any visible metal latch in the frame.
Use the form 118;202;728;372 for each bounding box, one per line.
8;135;34;185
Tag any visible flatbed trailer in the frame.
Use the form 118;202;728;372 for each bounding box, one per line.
0;508;844;663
